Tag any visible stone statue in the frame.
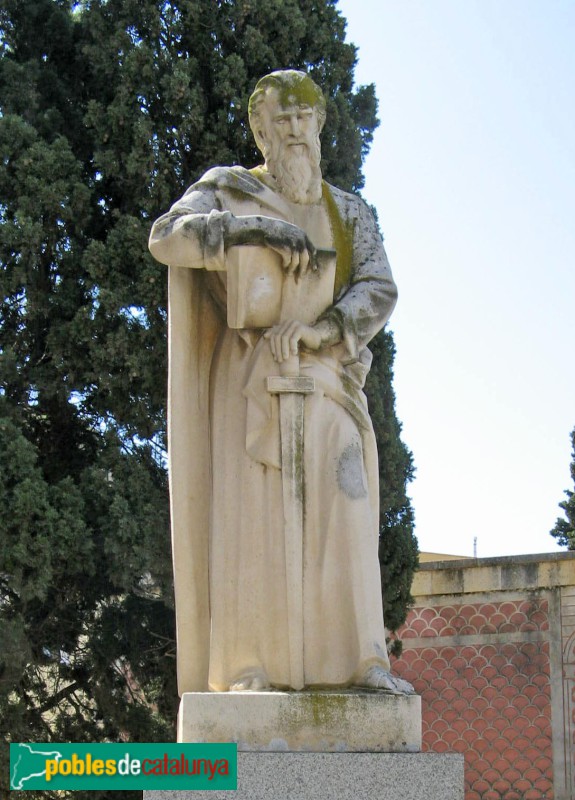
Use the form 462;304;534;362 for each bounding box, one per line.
149;70;413;696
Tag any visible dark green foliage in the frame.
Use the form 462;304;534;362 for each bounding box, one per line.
550;427;575;549
0;0;415;785
365;332;418;655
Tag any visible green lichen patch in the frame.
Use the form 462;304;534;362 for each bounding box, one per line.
322;182;353;296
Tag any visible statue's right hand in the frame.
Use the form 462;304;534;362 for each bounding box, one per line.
262;220;317;278
225;214;316;278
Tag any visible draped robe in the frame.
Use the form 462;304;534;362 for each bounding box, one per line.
149;167;398;693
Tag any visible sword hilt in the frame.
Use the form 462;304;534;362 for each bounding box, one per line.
279;354;300;378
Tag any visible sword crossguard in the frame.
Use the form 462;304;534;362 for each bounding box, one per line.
266;375;315;394
267;355;315;394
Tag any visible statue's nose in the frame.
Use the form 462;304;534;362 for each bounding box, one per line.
289;115;301;136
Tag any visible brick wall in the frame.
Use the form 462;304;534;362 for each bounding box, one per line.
391;553;575;800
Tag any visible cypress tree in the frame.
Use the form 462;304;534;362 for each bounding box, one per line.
0;2;416;790
365;331;417;653
550;427;575;549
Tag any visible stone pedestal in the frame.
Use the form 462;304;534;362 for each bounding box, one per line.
143;752;465;800
178;690;421;752
146;691;464;799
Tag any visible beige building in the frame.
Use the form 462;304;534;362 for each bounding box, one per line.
392;551;575;800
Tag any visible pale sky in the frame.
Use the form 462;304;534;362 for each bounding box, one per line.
337;0;575;558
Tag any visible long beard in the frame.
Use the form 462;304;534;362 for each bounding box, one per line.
264;137;322;204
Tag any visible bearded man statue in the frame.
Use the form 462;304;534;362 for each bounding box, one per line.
149;69;413;697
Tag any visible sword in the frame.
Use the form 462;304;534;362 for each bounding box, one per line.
267;354;315;690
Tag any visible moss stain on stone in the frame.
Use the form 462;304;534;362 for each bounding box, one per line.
294;419;304;506
322;182;353;296
274;693;352;737
249;72;325;119
307;692;349;727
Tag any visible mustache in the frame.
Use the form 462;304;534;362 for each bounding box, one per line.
265;138;321;164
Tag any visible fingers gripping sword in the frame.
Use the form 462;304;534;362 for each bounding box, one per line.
267;355;315;690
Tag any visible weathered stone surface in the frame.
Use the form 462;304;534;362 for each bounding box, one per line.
178;691;421;752
144;752;464;800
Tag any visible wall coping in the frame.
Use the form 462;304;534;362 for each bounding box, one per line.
419;550;575;571
412;550;575;598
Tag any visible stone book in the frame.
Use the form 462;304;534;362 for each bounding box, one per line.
226;244;336;329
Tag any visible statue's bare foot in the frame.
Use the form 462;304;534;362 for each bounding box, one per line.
229;669;270;691
357;666;416;695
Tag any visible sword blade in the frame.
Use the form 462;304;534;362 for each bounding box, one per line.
278;390;305;690
267;366;315;691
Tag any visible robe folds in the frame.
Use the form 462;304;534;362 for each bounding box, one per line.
149;166;398;693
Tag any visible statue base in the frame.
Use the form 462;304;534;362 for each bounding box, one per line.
144;692;465;799
177;690;421;752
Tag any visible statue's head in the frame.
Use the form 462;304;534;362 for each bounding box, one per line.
248;70;325;204
248;70;326;136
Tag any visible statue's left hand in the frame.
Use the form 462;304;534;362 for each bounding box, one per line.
263;320;322;363
263;316;342;363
